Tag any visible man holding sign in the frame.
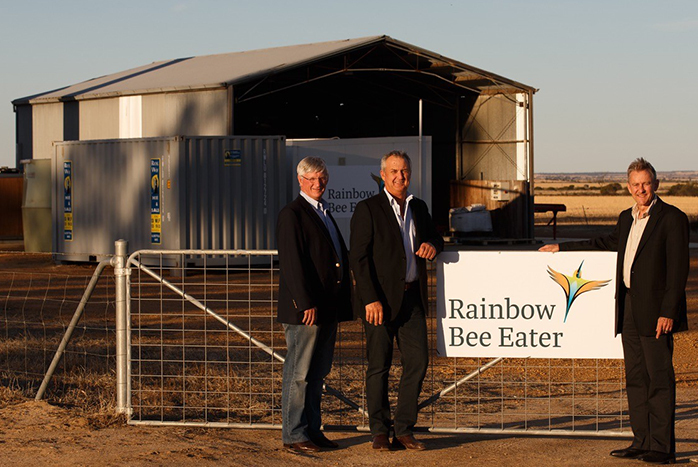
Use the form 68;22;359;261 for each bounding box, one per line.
540;158;689;465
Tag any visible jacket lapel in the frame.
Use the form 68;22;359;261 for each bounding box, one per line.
297;196;337;255
378;193;404;244
409;198;423;245
634;199;664;261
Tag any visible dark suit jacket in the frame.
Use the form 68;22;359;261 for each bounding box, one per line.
349;193;444;321
560;198;689;336
276;195;353;325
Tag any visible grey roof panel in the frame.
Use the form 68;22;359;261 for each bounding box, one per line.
14;35;535;104
14;36;385;104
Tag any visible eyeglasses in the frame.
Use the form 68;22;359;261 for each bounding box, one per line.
300;175;328;184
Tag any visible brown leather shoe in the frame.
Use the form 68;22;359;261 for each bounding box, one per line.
309;433;339;449
372;434;391;451
283;440;321;453
394;434;426;450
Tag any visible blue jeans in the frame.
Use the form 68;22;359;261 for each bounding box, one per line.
281;322;337;444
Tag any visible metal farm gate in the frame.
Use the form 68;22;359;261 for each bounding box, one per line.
123;247;630;436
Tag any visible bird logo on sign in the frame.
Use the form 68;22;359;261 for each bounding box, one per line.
547;261;610;322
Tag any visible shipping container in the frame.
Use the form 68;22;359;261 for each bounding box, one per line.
52;136;288;262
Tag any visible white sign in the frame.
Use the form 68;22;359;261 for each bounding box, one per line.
326;165;381;218
437;251;622;359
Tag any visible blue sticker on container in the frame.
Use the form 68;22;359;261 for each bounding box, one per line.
151;159;161;244
224;149;241;167
63;161;73;241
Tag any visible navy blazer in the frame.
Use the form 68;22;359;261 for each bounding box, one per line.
276;195;353;325
560;198;689;336
349;193;444;321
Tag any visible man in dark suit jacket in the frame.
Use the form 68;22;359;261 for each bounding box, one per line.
277;157;353;453
350;150;444;451
540;158;689;464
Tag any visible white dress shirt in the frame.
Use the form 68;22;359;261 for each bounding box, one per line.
623;196;657;288
383;188;418;283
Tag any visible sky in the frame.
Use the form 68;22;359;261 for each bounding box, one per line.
0;0;696;173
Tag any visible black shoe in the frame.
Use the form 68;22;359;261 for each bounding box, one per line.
309;433;339;449
610;446;648;458
639;451;675;464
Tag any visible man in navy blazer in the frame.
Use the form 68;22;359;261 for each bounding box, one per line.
350;150;444;451
277;157;353;453
540;158;689;464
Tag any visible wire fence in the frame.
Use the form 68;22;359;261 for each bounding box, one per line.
126;250;631;435
3;246;694;436
0;251;116;413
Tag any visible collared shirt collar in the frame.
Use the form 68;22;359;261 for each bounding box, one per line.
383;187;413;210
631;195;658;220
300;190;328;212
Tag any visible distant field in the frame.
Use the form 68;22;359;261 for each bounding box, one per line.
534;195;699;224
535;181;685;191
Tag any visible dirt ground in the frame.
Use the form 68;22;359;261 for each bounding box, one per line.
0;227;697;466
0;393;696;467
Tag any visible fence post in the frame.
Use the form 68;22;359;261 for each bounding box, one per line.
112;239;130;414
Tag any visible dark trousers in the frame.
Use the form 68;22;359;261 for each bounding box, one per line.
363;287;429;437
622;293;676;454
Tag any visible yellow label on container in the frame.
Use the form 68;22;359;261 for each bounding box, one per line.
151;214;161;233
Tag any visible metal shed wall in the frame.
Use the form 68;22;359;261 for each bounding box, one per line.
32;103;64;159
21;90;230;164
142;89;228;137
460;93;528;181
80;98;120;140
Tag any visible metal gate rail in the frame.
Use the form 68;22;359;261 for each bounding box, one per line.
122;246;631;437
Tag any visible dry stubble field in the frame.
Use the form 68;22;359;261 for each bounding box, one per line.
1;198;698;466
535;195;698;226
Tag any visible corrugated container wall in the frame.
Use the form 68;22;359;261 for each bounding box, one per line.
52;136;287;261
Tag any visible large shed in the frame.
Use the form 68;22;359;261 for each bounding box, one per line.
13;35;537;236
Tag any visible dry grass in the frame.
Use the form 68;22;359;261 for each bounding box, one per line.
535;181;689;191
535;195;698;224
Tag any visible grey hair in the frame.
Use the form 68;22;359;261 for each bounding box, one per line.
380;150;412;172
627;158;657;182
297;156;328;177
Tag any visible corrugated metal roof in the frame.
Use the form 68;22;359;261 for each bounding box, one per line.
14;35;535;105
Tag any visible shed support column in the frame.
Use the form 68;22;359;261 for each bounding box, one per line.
527;90;535;239
227;86;234;135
